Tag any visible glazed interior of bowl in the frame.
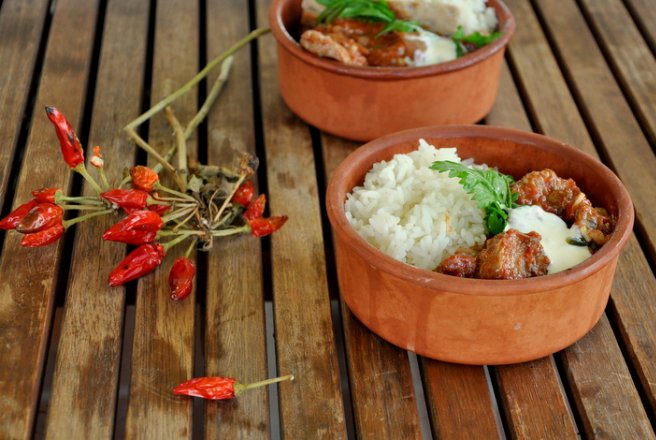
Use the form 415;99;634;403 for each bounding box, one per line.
327;125;634;294
269;0;516;79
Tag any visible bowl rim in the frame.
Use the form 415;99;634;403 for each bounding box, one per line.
269;0;516;80
325;125;635;296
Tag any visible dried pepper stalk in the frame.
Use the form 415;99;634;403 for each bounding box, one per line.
173;374;294;400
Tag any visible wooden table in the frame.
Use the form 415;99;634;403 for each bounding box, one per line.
1;0;655;438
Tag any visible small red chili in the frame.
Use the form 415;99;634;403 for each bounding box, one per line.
247;216;288;237
243;194;266;221
168;257;196;301
232;180;254;206
147;203;171;215
173;374;294;400
101;189;149;213
0;199;38;230
16;203;63;234
108;242;165;286
102;210;163;245
32;188;61;203
21;224;65;247
130;166;159;192
45;106;84;168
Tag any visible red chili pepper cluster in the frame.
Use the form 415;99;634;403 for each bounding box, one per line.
0;106;289;299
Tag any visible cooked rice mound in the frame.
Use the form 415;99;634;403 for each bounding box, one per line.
345;139;487;270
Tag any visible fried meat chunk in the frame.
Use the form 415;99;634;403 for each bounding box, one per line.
476;229;550;280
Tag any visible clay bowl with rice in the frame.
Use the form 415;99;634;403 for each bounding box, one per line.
269;0;516;142
325;125;634;365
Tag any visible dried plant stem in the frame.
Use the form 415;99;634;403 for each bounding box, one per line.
184;56;234;139
164;106;188;191
212;173;246;225
124;28;270;132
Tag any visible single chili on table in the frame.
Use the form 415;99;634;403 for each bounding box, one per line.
173;374;294;400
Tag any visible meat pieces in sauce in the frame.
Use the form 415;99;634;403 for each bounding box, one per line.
436;230;550;279
511;169;614;245
299;19;419;67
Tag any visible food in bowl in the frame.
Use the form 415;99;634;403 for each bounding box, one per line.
326;126;634;364
269;0;515;141
298;0;501;67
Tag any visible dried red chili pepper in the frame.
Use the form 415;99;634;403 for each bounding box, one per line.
108;242;165;286
247;216;288;237
16;203;63;234
21;224;65;247
168;257;196;301
147;203;171;215
32;188;61;203
232;180;254;206
130;166;159;192
102;210;163;245
243;194;266;221
45;106;84;168
89;146;104;168
101;189;149;213
0;199;38;230
173;374;294;400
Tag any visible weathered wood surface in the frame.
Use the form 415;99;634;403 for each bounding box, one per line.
0;0;654;438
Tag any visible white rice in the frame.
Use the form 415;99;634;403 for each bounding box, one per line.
344;139;487;270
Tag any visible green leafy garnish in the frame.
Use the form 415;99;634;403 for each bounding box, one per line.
316;0;422;36
431;161;518;235
452;25;502;57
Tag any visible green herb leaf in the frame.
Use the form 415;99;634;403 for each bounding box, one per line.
451;25;501;57
431;160;516;235
316;0;420;36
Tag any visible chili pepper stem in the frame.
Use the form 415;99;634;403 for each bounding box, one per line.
124;28;270;132
184;238;196;258
63;208;114;228
162;232;196;252
184;56;234;139
212;173;246;224
118;175;131;189
237;374;295;395
56;194;104;205
163;106;188;185
211;224;249;237
60;204;108;211
162;206;196;223
97;167;111;190
158;229;203;237
155;183;197;202
73;164;103;194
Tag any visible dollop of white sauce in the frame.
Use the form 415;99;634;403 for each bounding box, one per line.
404;30;457;66
506;205;591;274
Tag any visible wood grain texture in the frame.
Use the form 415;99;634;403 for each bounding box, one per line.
623;0;656;50
0;0;49;207
579;0;656;144
422;361;501;439
535;0;656;266
43;0;150;437
0;0;100;437
488;61;579;440
322;134;422;439
504;0;656;436
124;0;198;438
257;0;347;437
203;0;270;438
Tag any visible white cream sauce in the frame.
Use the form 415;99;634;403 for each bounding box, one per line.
506;205;591;274
404;30;457;66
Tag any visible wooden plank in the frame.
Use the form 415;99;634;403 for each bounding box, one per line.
0;0;49;206
203;0;270;438
422;361;501;439
533;0;656;414
504;0;656;436
257;0;347;437
487;63;579;440
535;0;656;258
124;0;198;437
322;134;422;438
623;0;656;50
0;0;100;437
579;0;656;144
43;0;150;437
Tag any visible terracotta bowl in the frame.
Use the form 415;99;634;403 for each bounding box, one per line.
269;0;515;142
326;126;634;365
